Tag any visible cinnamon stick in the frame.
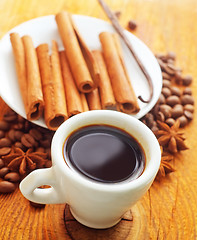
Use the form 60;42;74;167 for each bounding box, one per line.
92;50;116;110
99;32;139;114
80;93;89;112
59;51;83;117
10;33;27;113
37;41;68;130
55;11;96;93
22;35;44;120
86;88;102;110
98;0;153;103
70;15;100;87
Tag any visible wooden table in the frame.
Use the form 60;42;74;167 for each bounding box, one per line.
0;0;197;239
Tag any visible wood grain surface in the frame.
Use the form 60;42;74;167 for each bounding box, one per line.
0;0;197;239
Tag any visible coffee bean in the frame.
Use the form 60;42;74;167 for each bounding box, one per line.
3;110;17;122
158;94;165;104
156;111;165;122
29;128;43;141
0;167;9;178
0;130;5;138
171;104;183;118
128;20;137;30
40;139;51;148
114;10;121;18
13;123;24;130
170;86;181;97
183;87;192;95
184;110;193;121
45;160;52;168
7;129;16;142
162;72;171;80
181;95;194;105
184;104;194;113
4;172;20;182
14;131;23;141
35;147;45;153
0;138;12;148
0;147;11;156
14;142;26;150
45;148;51;159
177;115;188;127
159;104;172;118
0;121;10;131
162;87;171;98
166;95;180;106
162;79;171;88
0;181;16;193
0;159;4;168
166;118;175;127
167;51;176;60
182;75;192;86
21;134;36;148
175;71;182;85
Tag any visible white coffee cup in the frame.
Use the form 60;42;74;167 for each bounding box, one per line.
20;110;161;229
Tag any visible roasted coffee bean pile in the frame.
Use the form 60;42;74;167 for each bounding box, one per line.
0;109;54;193
141;52;194;131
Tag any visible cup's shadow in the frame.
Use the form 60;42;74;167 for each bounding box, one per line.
64;204;133;240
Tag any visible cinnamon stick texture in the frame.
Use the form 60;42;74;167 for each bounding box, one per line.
86;88;102;110
10;33;27;113
22;35;44;120
55;11;96;93
80;93;89;112
36;41;68;130
59;51;83;117
99;32;140;114
71;15;100;87
92;50;116;110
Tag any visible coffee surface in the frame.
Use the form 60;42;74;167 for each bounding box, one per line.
64;125;145;183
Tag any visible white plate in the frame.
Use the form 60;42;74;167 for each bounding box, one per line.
0;15;162;128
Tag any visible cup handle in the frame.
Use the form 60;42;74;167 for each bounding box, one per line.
19;167;65;204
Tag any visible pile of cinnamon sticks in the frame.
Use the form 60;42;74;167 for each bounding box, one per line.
10;11;139;130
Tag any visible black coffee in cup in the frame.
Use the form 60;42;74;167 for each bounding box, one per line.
63;125;145;183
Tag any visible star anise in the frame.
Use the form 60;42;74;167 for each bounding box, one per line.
156;147;175;179
154;120;188;153
2;147;47;175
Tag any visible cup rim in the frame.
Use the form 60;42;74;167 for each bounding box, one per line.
51;110;161;192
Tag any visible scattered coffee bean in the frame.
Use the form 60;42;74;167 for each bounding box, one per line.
158;94;165;104
0;181;16;193
7;129;16;142
163;79;171;88
181;95;194;105
0;147;11;156
171;104;184;118
184;104;194;113
162;72;171;80
114;10;121;18
4;172;20;183
184;110;193;121
183;87;192;95
21;134;36;148
0;167;10;178
0;158;4;168
128;19;137;30
0;121;10;131
170;86;181;97
182;75;192;86
0;138;12;148
45;160;52;168
166;118;175;127
0;130;5;138
159;104;172;118
29;128;43;141
162;87;171;98
14;130;23;141
156;111;165;122
166;95;180;106
167;51;176;60
3;110;17;122
177;115;188;127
